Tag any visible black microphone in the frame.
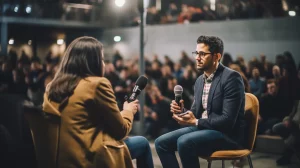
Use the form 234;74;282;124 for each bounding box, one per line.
127;75;148;102
174;85;183;106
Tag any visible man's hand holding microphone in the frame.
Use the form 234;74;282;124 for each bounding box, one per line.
170;85;198;126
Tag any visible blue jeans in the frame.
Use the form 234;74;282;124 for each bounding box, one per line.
155;127;241;168
124;136;154;168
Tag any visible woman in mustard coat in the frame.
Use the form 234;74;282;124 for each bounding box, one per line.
43;36;152;168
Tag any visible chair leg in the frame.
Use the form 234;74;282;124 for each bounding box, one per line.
247;155;254;168
222;160;225;168
207;160;212;168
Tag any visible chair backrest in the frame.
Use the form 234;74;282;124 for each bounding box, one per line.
244;93;259;151
23;105;60;168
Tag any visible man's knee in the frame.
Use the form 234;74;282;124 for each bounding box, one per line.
155;134;164;146
272;122;284;134
177;136;191;152
155;135;169;152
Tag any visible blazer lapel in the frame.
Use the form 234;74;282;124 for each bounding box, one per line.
197;77;204;117
207;65;224;114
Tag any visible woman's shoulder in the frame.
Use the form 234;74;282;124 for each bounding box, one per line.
78;76;112;89
83;76;110;83
73;77;112;98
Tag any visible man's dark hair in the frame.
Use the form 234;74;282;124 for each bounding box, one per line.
197;36;224;56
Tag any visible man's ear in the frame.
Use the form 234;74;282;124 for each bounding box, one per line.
215;53;222;62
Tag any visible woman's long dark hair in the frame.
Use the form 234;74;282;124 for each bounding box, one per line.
48;36;104;103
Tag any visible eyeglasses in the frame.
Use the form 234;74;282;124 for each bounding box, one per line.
192;51;212;58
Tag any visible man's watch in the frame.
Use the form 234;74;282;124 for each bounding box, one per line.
195;119;199;126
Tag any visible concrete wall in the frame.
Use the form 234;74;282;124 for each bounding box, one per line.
100;17;300;65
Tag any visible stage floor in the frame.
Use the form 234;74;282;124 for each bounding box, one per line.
132;142;300;168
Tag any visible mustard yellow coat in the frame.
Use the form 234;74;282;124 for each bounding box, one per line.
43;77;134;168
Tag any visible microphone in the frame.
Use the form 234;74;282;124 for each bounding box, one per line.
174;85;188;116
174;85;183;106
127;75;148;102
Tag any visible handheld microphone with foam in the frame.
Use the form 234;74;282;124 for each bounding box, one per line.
174;85;183;106
127;75;148;102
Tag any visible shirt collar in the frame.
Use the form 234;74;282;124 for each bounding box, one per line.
202;63;219;83
203;72;215;83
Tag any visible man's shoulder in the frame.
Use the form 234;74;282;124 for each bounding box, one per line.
221;66;241;80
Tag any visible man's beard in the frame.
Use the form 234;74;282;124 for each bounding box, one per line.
197;60;213;72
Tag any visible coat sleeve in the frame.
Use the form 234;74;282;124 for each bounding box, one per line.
94;78;134;140
197;72;244;132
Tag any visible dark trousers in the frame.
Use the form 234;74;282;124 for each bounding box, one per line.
273;122;300;159
273;122;291;138
155;127;241;168
273;122;294;159
257;118;281;134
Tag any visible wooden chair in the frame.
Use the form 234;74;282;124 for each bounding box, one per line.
199;93;259;168
23;105;60;168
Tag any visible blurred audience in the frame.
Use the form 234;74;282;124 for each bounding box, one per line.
257;79;284;135
273;100;300;165
249;67;265;99
1;48;300;150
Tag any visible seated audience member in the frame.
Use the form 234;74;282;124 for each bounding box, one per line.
178;68;195;102
273;100;300;165
173;63;183;79
229;63;251;93
146;61;162;84
277;65;300;119
114;67;131;110
257;79;284;134
144;83;180;139
259;54;273;79
249;67;265;99
272;65;282;82
0;61;13;93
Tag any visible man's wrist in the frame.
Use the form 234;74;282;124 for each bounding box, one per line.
195;119;199;126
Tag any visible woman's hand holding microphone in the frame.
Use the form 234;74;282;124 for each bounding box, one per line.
123;100;139;114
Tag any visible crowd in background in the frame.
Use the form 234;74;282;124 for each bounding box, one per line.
145;0;281;25
1;48;300;165
1;0;296;26
1;49;300;134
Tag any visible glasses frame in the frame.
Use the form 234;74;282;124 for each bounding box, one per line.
192;51;212;58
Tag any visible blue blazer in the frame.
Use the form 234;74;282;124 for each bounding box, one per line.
189;63;246;146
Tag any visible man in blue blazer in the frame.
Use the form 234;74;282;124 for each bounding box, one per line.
155;36;246;168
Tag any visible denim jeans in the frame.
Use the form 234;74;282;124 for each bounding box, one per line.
124;136;154;168
155;127;241;168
